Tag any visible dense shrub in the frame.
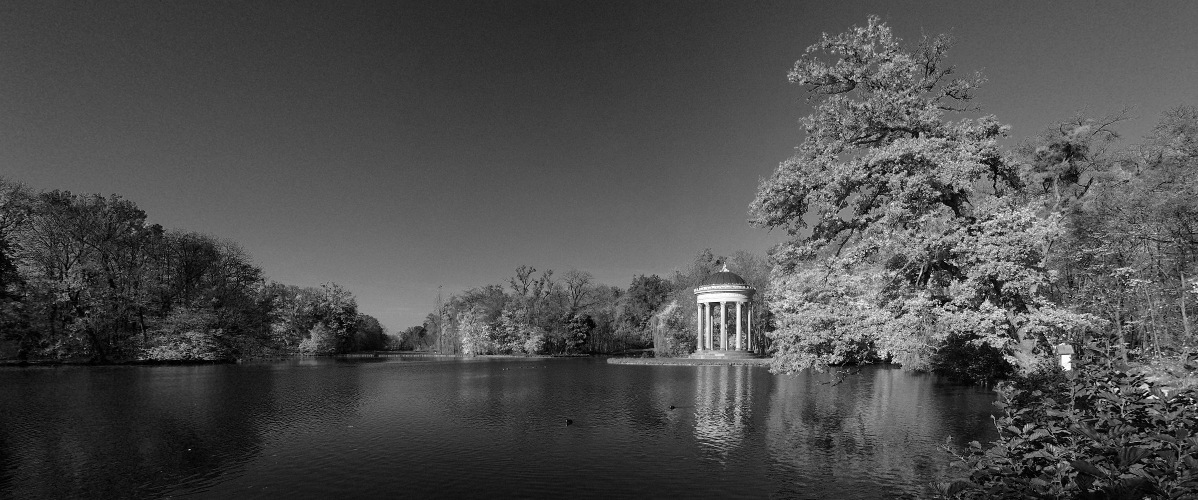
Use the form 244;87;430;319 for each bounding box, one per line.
935;350;1198;499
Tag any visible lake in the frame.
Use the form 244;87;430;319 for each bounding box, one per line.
0;357;998;499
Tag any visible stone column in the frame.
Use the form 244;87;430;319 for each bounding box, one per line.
696;302;703;352
747;303;753;352
728;299;737;350
705;303;713;350
720;301;727;350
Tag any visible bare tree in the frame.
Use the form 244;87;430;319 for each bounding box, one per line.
562;268;593;312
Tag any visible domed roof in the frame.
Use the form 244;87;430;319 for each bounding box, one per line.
699;264;747;286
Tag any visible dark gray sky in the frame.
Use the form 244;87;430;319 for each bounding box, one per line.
3;1;1196;331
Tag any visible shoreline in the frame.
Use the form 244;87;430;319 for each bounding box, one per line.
606;357;772;366
0;351;593;367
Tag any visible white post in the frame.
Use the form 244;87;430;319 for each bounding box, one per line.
720;301;727;350
1055;343;1075;371
728;302;737;347
696;303;703;351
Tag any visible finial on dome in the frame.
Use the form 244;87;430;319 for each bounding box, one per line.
720;263;729;272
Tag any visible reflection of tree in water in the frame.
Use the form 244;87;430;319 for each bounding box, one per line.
763;366;997;498
0;361;365;499
693;365;755;461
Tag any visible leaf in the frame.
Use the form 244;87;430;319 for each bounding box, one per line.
1073;423;1104;442
945;480;978;495
1158;449;1177;467
1183;455;1198;470
1076;473;1095;492
1117;447;1152;468
1071;460;1106;477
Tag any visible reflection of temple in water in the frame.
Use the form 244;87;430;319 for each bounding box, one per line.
693;364;755;459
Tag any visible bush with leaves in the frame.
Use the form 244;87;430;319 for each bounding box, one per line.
141;307;227;361
937;350;1198;499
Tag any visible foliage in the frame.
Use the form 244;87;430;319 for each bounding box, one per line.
458;307;492;356
929;333;1014;385
140;307;226;361
298;323;339;356
559;313;593;354
522;326;546;355
941;352;1198;499
0;177;378;362
398;324;427;351
494;307;533;354
650;300;695;358
1037;108;1198;360
618;274;672;343
352;314;389;351
751;16;1097;376
767;264;884;371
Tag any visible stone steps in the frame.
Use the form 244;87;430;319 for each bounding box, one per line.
689;349;763;360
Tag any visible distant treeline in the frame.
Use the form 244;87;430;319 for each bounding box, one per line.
400;250;771;357
0;180;389;362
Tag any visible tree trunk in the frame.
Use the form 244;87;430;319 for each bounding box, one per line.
1114;295;1127;362
1183;270;1192;343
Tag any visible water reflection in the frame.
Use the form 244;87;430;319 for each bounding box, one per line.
0;361;368;499
0;359;996;499
694;365;755;460
763;367;996;499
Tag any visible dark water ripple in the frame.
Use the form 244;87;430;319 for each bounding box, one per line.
0;358;996;499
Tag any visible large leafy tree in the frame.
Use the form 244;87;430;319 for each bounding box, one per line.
13;191;158;361
750;16;1093;376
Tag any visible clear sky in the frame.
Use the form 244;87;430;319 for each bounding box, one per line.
2;1;1196;332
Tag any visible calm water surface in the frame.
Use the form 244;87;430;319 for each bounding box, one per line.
0;357;997;499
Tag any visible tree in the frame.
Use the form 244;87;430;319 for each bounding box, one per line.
0;179;32;352
616;274;671;348
13;191;157;361
458;306;491;355
561;313;594;354
1041;107;1198;360
141;306;225;361
561;268;594;312
508;265;553;324
352;314;388;351
494;307;529;354
750;16;1093;377
400;324;427;350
